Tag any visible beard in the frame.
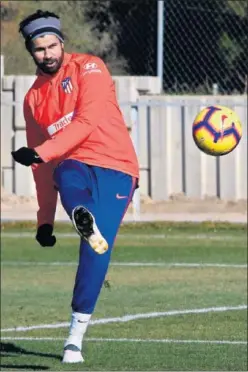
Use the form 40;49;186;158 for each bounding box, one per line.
34;49;64;75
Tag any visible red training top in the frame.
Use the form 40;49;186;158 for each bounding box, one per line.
24;52;139;226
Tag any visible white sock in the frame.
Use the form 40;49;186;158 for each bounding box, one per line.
64;312;91;351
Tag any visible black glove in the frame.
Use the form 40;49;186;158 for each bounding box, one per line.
36;224;56;247
11;147;43;166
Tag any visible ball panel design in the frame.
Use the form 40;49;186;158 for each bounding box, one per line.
192;105;242;156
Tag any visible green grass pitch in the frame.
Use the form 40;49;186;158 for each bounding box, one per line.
1;222;247;371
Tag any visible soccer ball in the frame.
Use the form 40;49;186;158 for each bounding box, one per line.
192;105;242;156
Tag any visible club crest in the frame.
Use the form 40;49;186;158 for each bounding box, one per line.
61;77;73;94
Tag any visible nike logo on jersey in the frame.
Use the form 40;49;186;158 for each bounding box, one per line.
116;193;128;199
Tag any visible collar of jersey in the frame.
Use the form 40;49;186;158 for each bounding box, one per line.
36;52;72;79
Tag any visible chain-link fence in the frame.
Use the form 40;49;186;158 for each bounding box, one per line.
162;0;248;94
105;0;247;94
1;0;247;92
87;0;157;76
84;0;248;94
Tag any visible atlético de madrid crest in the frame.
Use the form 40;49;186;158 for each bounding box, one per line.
61;77;73;94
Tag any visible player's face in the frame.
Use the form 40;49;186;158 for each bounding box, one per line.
30;34;64;74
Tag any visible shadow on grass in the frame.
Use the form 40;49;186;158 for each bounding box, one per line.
0;342;61;370
0;365;49;370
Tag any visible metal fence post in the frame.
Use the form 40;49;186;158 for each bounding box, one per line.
131;104;140;221
157;0;165;93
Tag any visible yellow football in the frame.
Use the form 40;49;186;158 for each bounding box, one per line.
192;105;242;156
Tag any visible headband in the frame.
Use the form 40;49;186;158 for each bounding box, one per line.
21;16;64;42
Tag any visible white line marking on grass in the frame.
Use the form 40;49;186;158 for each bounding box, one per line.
112;262;247;268
1;261;78;266
1;305;247;333
1;261;247;268
1;232;246;241
1;337;247;345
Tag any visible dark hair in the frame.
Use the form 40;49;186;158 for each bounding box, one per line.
19;10;63;52
19;9;60;33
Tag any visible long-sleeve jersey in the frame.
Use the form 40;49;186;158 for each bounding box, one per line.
24;52;139;227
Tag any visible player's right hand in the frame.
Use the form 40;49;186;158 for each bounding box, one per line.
11;147;43;166
36;224;56;247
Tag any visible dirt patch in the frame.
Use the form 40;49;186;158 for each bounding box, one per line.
1;187;247;217
136;194;247;214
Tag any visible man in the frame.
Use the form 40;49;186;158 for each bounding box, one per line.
12;9;139;364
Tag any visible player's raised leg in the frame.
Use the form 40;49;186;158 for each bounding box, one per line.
54;159;108;255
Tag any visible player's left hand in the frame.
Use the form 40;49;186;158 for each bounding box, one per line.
11;147;43;166
36;224;56;247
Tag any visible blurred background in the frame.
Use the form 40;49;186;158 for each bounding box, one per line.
1;0;247;93
1;0;247;222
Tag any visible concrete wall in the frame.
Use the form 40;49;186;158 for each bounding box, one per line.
1;56;247;201
136;96;247;201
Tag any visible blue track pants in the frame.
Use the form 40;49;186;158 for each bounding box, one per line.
53;159;137;314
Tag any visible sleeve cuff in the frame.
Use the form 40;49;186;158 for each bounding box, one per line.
34;145;50;163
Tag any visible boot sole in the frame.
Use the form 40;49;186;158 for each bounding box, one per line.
72;206;108;254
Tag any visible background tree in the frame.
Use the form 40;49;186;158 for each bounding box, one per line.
86;0;247;93
0;0;127;74
1;0;247;93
